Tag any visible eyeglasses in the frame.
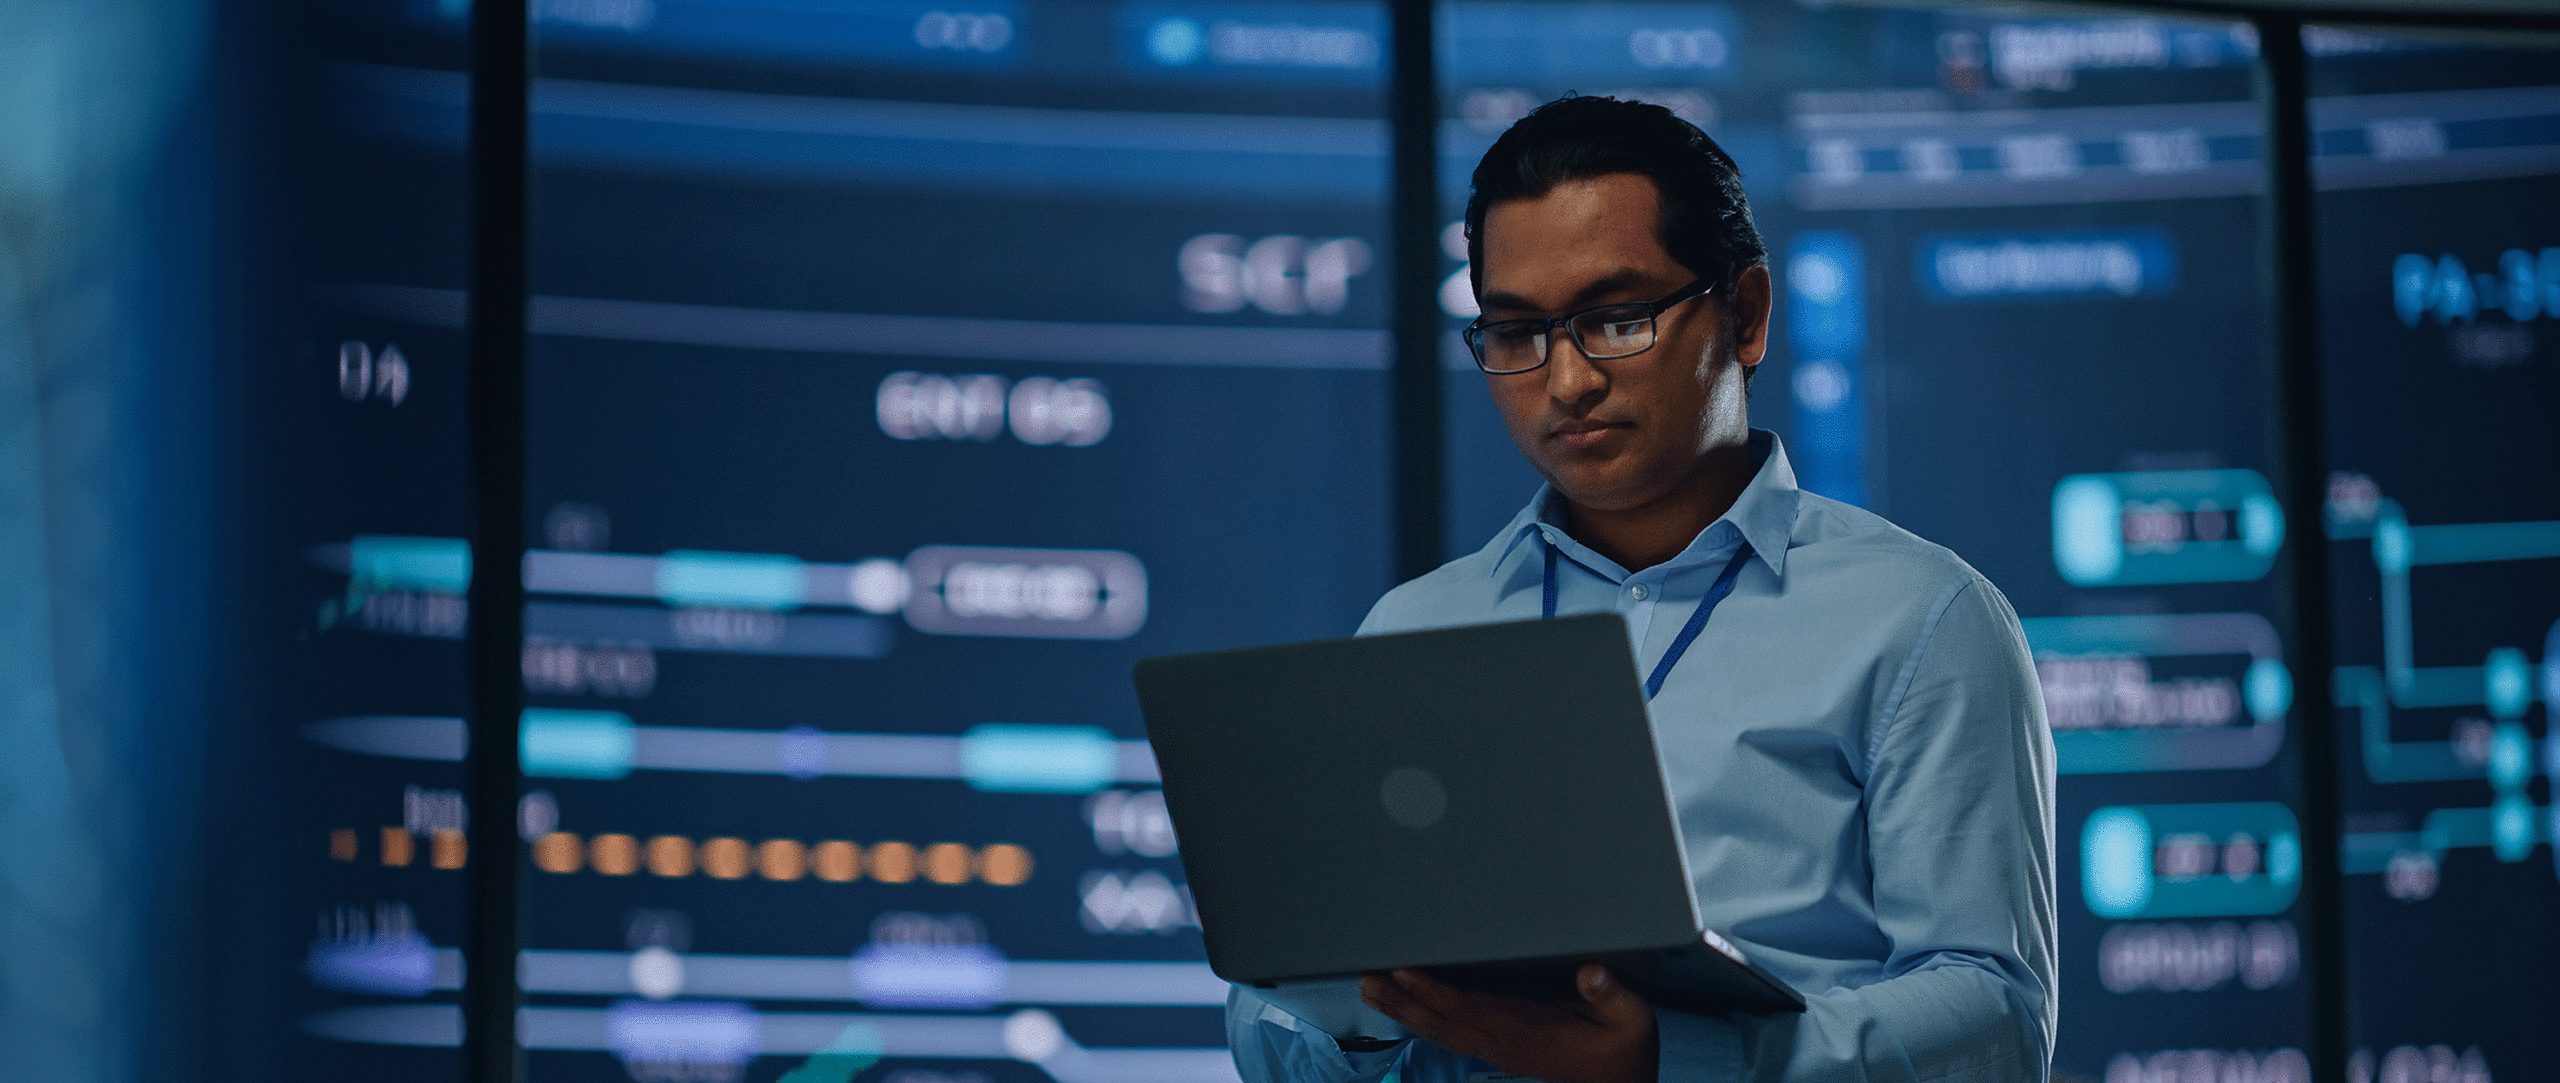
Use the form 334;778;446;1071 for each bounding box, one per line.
1461;278;1717;375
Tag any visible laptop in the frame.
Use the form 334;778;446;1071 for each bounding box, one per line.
1132;612;1803;1040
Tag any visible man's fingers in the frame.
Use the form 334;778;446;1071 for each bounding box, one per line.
1359;973;1418;1022
1577;965;1652;1028
1363;966;1662;1083
1363;970;1483;1059
1391;969;1473;1011
1362;972;1457;1034
1383;969;1482;1035
1399;967;1588;1028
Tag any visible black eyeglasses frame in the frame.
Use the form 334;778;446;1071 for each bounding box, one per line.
1461;277;1719;375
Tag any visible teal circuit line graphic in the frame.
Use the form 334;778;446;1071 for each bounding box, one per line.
2327;496;2556;879
2046;472;2558;918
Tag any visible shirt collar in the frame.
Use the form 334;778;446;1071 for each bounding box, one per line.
1491;428;1802;581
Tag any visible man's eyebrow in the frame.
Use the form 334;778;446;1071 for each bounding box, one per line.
1478;270;1655;315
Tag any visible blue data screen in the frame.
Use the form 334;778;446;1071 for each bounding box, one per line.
253;4;2556;1083
2311;29;2560;1083
282;2;1388;1081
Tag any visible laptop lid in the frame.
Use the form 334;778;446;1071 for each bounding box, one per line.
1133;613;1703;984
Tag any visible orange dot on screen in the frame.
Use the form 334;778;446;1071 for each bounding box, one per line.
923;842;973;885
430;829;468;869
590;834;640;876
812;840;860;882
868;841;918;883
978;843;1033;886
534;832;583;873
380;827;415;867
646;835;695;877
700;837;751;880
757;838;807;881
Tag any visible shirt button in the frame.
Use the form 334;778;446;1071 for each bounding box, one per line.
1630;584;1649;600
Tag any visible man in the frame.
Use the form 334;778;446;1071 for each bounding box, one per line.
1225;97;2056;1083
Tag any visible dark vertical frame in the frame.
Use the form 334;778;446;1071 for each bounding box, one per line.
2252;15;2349;1082
462;0;530;1079
1390;0;1444;580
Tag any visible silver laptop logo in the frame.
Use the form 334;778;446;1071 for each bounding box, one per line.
1379;767;1447;829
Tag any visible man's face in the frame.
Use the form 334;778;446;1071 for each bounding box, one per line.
1476;173;1766;515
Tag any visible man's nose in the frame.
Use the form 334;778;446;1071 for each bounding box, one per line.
1544;330;1608;405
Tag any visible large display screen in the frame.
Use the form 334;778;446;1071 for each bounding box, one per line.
249;4;2550;1083
288;2;1392;1081
2311;29;2559;1083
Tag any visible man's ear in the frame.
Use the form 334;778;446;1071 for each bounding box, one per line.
1729;263;1773;368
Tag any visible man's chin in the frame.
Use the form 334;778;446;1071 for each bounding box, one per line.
1541;473;1653;514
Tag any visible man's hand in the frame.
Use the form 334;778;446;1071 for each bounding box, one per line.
1359;965;1659;1083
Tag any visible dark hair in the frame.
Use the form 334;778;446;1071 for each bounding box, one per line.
1464;95;1765;305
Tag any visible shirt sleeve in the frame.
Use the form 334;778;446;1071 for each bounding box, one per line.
1226;985;1410;1083
1655;575;2059;1083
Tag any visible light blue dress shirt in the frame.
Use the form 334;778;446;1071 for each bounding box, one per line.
1226;430;2057;1083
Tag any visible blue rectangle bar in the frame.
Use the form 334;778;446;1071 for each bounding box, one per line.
2024;614;2186;657
1918;229;2178;302
350;536;472;594
337;65;1397;200
2053;731;2177;774
1441;3;1739;86
2410;520;2560;565
522;709;638;779
656;551;809;611
425;0;1027;68
1118;2;1385;81
961;724;1121;792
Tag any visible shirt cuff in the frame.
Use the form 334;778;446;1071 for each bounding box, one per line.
1340;1043;1408;1075
1654;1006;1745;1083
1231;984;1407;1083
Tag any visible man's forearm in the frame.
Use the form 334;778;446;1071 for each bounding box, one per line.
1656;962;2044;1083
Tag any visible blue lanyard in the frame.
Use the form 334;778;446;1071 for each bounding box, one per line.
1543;539;1756;701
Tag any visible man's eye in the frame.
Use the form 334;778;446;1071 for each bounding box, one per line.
1484;323;1544;344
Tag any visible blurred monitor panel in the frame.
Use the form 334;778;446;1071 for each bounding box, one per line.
250;2;475;1081
274;2;1397;1082
2308;25;2560;1083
